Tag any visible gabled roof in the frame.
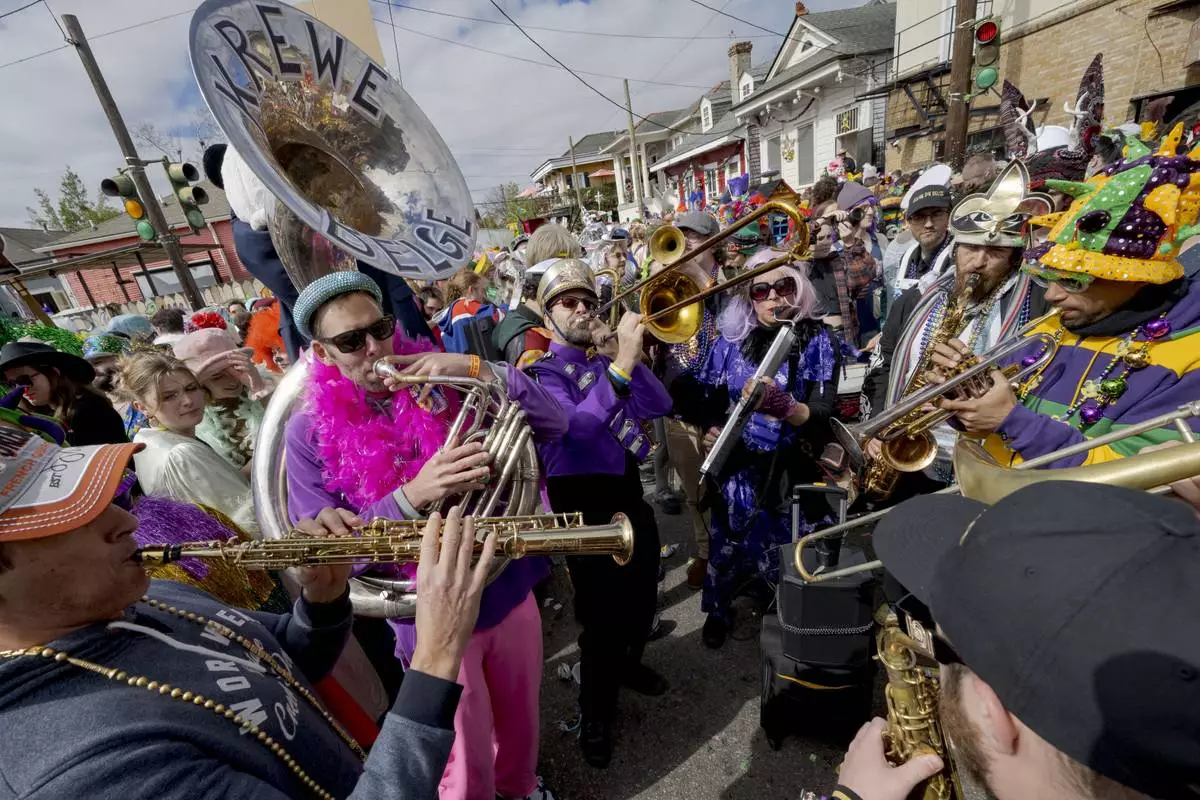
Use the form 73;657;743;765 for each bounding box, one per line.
650;109;744;173
558;130;622;158
763;1;896;85
0;227;63;267
43;181;232;250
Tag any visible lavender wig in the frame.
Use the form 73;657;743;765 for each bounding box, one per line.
717;249;819;343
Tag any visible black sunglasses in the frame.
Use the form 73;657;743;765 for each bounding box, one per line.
749;277;797;302
555;296;597;313
319;315;395;354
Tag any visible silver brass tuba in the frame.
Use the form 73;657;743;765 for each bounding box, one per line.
192;0;509;618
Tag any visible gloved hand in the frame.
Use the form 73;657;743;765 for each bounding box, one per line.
748;379;799;421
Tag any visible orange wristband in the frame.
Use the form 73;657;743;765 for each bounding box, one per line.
467;354;481;378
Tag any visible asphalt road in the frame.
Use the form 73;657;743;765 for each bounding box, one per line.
533;492;849;800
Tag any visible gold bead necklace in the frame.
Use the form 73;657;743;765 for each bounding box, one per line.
0;597;368;800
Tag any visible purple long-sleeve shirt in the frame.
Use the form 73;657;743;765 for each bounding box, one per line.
284;363;565;636
525;341;673;477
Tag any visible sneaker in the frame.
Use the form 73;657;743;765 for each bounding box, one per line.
686;557;707;590
518;776;557;800
702;614;728;649
622;663;669;696
580;718;613;768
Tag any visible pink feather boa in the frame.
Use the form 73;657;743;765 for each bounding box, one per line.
304;332;460;508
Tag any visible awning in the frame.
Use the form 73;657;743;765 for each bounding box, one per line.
588;168;615;178
0;241;217;284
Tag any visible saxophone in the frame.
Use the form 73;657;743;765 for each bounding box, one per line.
876;605;959;800
861;274;981;499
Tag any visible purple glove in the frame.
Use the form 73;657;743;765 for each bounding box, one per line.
756;381;799;420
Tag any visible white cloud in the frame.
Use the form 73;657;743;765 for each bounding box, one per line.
0;0;860;227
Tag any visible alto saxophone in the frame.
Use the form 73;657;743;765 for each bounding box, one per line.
876;605;959;800
861;274;981;499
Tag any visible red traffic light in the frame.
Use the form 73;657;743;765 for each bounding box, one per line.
975;19;999;44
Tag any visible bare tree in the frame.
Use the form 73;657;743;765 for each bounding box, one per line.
132;106;224;166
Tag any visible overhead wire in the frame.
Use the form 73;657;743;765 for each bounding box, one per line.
482;0;697;136
0;0;41;22
372;0;775;41
372;15;715;90
0;5;194;71
40;0;66;41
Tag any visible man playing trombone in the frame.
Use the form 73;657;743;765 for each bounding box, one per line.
932;126;1200;466
861;161;1052;498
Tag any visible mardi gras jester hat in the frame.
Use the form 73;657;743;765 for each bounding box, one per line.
1028;123;1200;284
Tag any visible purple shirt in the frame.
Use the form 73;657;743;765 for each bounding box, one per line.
284;363;565;635
526;341;673;477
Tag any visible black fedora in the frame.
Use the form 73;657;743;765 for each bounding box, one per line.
0;341;95;385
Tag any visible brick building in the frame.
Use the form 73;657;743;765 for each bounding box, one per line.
37;181;252;310
882;0;1200;172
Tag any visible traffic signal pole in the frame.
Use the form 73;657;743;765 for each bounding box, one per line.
943;0;979;171
62;14;205;310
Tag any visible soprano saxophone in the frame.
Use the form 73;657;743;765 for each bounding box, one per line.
860;274;981;498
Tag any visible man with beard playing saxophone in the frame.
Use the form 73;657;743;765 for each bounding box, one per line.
829;481;1200;800
525;258;673;769
861;161;1052;498
929;125;1200;465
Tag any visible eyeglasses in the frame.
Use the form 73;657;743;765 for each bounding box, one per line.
555;296;597;313
319;315;395;354
750;277;798;302
8;374;35;387
1021;264;1094;294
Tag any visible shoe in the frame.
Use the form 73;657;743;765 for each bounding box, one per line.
580;719;613;768
516;776;557;800
622;663;669;696
686;557;707;590
702;614;728;649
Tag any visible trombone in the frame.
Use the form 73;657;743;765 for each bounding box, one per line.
592;199;810;343
795;401;1200;583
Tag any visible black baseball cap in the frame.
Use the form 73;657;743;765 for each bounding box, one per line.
874;481;1200;800
905;185;952;217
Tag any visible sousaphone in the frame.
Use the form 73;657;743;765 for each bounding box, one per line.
190;0;483;618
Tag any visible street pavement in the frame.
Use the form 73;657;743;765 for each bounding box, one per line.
534;491;849;800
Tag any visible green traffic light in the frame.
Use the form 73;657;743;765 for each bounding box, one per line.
135;220;156;241
185;209;206;229
975;67;999;90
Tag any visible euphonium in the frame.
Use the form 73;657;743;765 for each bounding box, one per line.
136;513;635;569
861;275;981;498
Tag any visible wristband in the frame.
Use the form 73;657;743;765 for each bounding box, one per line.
467;354;481;379
608;363;632;383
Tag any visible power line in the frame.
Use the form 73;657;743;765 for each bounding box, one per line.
0;5;193;71
385;0;402;88
41;0;66;41
373;0;776;41
482;0;696;136
373;16;716;90
0;0;41;22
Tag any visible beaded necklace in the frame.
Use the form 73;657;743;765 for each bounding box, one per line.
916;282;1004;364
0;597;366;800
1016;315;1171;427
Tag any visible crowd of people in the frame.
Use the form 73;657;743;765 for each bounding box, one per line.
1;59;1199;800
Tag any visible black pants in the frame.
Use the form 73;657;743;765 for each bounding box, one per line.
546;460;660;725
232;219;305;361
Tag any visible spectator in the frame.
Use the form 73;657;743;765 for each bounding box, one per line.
151;306;187;347
433;270;500;357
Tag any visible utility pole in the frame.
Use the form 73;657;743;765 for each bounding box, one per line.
623;79;643;210
942;0;978;170
568;136;586;224
63;14;205;310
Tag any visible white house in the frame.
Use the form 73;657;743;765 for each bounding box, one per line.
731;0;896;190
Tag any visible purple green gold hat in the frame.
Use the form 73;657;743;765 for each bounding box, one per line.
1029;123;1200;284
293;271;383;339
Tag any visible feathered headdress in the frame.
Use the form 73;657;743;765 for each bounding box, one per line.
1028;123;1200;284
1001;80;1036;160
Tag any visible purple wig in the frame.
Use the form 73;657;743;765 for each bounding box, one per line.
717;249;819;343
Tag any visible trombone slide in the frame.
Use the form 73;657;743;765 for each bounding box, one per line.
700;319;798;478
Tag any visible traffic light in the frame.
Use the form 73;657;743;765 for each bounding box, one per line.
165;161;209;234
972;17;1001;92
100;170;155;242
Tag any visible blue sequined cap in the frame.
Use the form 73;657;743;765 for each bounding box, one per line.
293;272;383;339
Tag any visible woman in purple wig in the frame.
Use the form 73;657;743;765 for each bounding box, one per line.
672;249;841;648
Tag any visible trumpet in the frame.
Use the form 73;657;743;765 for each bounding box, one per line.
137;513;635;569
796;400;1200;583
591;199;810;343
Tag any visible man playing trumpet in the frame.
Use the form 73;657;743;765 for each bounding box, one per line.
931;126;1200;464
862;161;1052;496
284;271;567;800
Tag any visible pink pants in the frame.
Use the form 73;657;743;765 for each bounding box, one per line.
440;592;543;800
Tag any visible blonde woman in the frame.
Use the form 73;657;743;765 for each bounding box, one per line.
119;351;258;536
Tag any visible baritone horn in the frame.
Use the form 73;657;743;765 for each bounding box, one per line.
797;401;1200;584
594;198;810;343
137;513;635;569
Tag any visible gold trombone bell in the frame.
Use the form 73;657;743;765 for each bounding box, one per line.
648;225;687;265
